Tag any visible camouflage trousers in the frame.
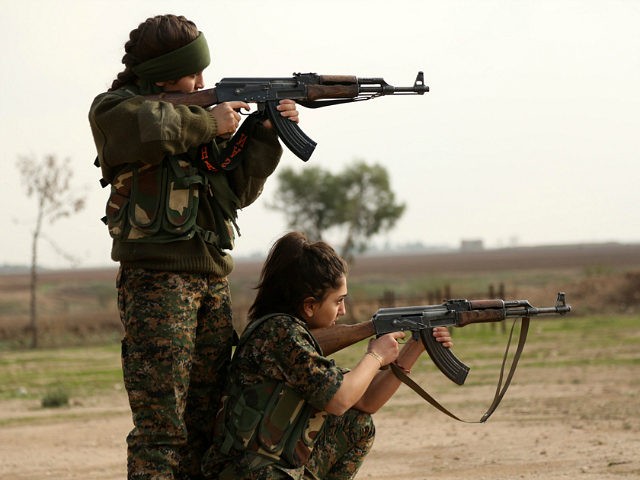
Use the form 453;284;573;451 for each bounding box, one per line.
305;409;375;480
117;266;234;480
207;409;374;480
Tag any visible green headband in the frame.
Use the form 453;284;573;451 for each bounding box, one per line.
132;32;210;82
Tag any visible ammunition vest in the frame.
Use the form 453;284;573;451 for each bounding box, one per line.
213;314;328;476
99;153;240;249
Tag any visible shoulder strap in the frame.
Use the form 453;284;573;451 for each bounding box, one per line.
392;317;530;423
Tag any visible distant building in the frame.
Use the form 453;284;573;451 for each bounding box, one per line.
460;239;484;252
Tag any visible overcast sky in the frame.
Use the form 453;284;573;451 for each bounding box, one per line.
1;0;638;269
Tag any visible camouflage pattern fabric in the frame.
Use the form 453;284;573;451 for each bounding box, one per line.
201;315;374;480
117;266;234;480
106;157;202;243
305;409;375;480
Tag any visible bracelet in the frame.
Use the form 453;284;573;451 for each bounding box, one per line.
366;351;383;367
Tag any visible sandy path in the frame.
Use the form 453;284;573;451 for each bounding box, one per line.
1;363;638;479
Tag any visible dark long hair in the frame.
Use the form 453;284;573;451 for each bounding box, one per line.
109;14;199;91
248;232;348;321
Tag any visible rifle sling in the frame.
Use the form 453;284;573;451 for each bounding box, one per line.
390;317;530;423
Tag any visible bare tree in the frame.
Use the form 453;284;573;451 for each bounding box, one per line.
16;154;86;348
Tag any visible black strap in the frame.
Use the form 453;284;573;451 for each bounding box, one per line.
199;112;262;173
391;317;530;423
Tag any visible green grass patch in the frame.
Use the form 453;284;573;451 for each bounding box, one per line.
0;343;122;401
0;314;637;405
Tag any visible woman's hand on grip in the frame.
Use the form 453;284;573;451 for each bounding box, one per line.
367;331;405;366
210;100;250;138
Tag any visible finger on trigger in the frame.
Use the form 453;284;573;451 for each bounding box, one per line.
392;331;406;340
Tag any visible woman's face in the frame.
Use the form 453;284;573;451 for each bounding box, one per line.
303;274;348;330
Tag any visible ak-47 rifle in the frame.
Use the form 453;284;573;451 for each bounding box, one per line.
313;292;571;384
149;72;429;161
311;293;572;422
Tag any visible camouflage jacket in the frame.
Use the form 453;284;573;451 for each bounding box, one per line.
88;86;282;276
207;314;344;479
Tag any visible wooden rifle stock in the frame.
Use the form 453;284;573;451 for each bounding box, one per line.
147;89;220;108
311;321;376;356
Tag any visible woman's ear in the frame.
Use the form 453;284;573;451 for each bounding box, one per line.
302;297;317;319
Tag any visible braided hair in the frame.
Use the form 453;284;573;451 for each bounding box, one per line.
109;14;199;91
248;232;348;321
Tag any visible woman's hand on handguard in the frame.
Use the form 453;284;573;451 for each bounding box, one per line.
262;99;299;129
432;326;453;348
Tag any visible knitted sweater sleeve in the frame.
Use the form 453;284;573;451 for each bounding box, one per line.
227;121;283;209
89;89;217;182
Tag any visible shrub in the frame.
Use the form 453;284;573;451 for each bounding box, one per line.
41;384;70;408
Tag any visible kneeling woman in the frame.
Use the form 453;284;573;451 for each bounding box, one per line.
203;232;452;480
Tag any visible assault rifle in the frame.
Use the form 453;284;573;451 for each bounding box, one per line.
149;71;429;161
312;292;571;385
312;293;571;422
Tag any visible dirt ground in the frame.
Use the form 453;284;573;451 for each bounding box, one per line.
2;243;639;478
1;360;638;480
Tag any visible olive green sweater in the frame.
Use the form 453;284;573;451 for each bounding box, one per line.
88;86;282;276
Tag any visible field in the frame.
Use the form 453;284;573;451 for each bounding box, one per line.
1;243;639;479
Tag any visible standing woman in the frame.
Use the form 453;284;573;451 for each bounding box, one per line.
88;14;299;480
203;232;452;479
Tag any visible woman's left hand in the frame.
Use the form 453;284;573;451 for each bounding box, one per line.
263;99;299;128
433;326;453;348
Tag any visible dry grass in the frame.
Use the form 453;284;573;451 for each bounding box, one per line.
1;242;640;348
